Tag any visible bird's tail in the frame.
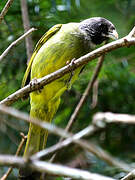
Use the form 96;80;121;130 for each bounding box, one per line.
19;123;49;180
19;97;60;179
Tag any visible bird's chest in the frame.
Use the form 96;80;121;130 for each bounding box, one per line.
30;31;91;102
31;33;89;79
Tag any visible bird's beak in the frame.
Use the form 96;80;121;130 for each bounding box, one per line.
108;29;118;40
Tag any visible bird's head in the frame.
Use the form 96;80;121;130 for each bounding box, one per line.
79;17;118;45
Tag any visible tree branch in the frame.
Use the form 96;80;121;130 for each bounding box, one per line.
128;26;135;37
0;155;115;180
91;79;99;108
0;28;36;62
0;105;75;139
67;53;105;130
0;28;135;106
20;0;33;63
31;125;98;160
121;169;135;180
93;112;135;127
50;53;106;163
32;127;133;173
0;105;133;173
0;0;14;24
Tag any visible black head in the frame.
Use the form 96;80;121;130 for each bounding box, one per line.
79;17;118;45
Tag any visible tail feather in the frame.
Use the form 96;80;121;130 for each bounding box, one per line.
39;128;49;151
24;123;41;156
19;98;61;179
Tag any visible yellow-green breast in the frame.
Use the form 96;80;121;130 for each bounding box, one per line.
30;22;91;107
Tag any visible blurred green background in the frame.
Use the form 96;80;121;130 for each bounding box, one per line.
0;0;135;179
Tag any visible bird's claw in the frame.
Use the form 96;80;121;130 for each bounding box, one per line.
30;78;43;94
124;38;131;48
67;58;76;89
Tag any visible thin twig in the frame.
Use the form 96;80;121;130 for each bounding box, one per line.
0;133;27;180
31;126;132;173
20;0;33;63
66;54;106;131
75;141;133;173
128;26;135;37
16;133;27;155
91;79;99;109
31;125;98;160
1;30;135;106
2;118;26;131
50;54;105;163
0;28;36;62
121;169;135;180
0;155;115;180
0;0;14;24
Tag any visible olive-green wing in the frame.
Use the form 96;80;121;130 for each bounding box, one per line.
22;24;62;87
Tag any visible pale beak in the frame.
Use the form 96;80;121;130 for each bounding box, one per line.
108;29;118;40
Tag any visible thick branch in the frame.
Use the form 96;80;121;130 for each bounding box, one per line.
0;29;135;105
0;155;115;180
0;28;36;62
0;0;14;24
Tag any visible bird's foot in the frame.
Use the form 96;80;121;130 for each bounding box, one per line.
30;78;43;94
66;58;76;89
124;38;131;48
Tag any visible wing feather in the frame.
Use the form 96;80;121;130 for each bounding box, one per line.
22;24;62;87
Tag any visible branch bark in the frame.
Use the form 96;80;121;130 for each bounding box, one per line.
0;28;135;106
31;127;132;173
0;105;133;173
0;0;14;24
0;105;75;139
0;28;36;62
0;155;115;180
91;79;99;109
93;112;135;127
31;125;98;160
121;169;135;180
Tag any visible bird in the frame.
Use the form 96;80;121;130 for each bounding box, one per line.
19;17;118;179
